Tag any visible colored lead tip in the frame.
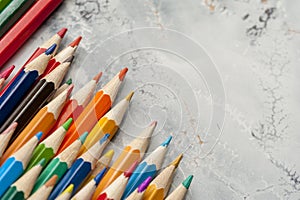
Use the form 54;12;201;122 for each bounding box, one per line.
45;44;57;55
95;168;107;185
124;161;139;178
2;122;18;135
62;184;74;195
62;118;73;130
36;132;43;141
170;153;183;168
93;72;102;83
69;36;82;47
125;91;134;101
38;158;46;167
66;78;72;85
45;175;58;187
104;149;114;159
57;28;68;38
138;176;152;193
79;132;89;144
150;121;157;127
161;136;172;147
182;175;193;189
64;56;74;64
119;67;128;81
0;65;15;79
100;133;110;144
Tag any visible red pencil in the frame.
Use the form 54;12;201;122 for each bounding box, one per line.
0;27;67;96
0;0;65;68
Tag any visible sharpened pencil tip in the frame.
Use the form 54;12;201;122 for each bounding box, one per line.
57;28;68;38
38;158;46;167
0;65;15;79
36;132;43;141
62;184;74;195
170;153;183;168
67;84;74;97
119;67;128;81
93;72;102;83
138;176;152;193
79;132;89;144
62;118;73;130
45;44;57;55
124;161;138;178
100;134;110;144
66;78;72;85
95;168;107;185
104;149;114;159
69;36;82;47
161;136;172;147
182;175;193;189
125;91;134;101
150;121;157;127
45;175;58;187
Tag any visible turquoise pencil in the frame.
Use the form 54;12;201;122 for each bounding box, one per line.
0;132;42;197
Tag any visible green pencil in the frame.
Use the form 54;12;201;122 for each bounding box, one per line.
25;118;73;172
1;159;45;200
31;132;88;194
0;0;12;13
0;0;35;37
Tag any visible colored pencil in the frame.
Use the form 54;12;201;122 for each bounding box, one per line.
0;122;17;157
50;78;72;101
49;71;102;135
94;121;156;197
0;44;56;126
0;65;14;89
28;175;58;200
0;0;65;68
57;68;128;154
81;149;114;187
0;58;73;138
25;118;73;172
48;134;110;200
0;132;42;197
95;161;138;200
1;159;45;200
0;85;73;164
0;0;35;38
79;91;134;155
71;168;106;200
0;0;12;12
42;36;82;78
0;28;66;95
125;177;152;200
55;184;74;200
165;175;193;200
32;132;88;194
122;136;172;199
143;154;183;200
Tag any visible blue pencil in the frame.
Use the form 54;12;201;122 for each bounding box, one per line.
48;134;110;200
0;44;56;126
0;132;42;197
122;136;172;199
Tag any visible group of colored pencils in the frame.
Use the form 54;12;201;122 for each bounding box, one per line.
0;28;193;200
0;0;64;68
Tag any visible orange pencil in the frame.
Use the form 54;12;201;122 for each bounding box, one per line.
57;68;128;154
49;71;102;135
78;91;133;155
0;85;73;165
94;122;156;197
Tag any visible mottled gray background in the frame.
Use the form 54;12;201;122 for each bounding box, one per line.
3;0;300;199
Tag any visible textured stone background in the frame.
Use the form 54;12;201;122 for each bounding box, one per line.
3;0;300;199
